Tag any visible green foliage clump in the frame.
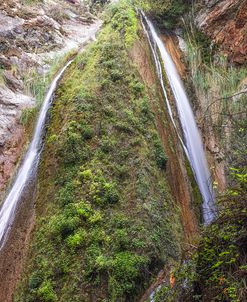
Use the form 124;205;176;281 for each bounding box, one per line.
153;135;168;169
37;280;57;302
66;229;88;249
135;0;191;29
107;0;138;46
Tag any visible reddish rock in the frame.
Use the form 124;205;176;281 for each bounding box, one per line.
196;0;247;65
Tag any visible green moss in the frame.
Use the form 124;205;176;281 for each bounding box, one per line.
37;280;57;302
135;0;191;29
14;1;182;301
185;158;203;222
107;0;138;47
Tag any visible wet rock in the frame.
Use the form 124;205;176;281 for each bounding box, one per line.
0;85;34;109
65;0;81;5
0;39;10;55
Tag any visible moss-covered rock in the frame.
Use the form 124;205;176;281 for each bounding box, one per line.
14;1;182;301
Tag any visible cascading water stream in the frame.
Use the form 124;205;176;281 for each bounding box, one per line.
141;12;216;224
0;60;72;249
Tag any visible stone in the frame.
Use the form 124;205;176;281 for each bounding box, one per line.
196;0;247;65
0;56;12;70
3;71;23;92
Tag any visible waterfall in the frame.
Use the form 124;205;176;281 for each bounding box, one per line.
141;12;216;224
0;60;72;249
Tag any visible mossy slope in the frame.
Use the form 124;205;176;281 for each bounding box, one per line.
14;1;182;301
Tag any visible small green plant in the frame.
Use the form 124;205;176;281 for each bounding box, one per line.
81;125;94;140
66;229;87;249
153;137;167;169
37;280;57;302
20;107;36;125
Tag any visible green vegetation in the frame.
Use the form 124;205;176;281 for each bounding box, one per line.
0;68;4;85
184;19;247;174
135;0;191;29
20;52;76;126
105;0;138;46
151;169;247;302
185;25;247;99
185;158;203;222
15;1;182;301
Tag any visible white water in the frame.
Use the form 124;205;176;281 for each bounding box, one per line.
141;12;216;224
0;60;72;249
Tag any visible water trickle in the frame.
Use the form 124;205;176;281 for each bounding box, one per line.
141;12;216;224
0;60;72;249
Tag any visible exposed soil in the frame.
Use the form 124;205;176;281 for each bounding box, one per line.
0;126;26;201
161;35;186;78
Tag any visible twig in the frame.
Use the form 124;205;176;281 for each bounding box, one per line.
214;90;247;102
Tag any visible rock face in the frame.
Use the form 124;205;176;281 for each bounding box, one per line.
196;0;247;65
0;0;101;196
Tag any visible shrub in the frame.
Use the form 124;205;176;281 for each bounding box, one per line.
66;229;87;249
28;271;42;290
76;201;93;219
93;181;120;205
81;126;94;140
37;280;57;302
154;138;168;169
78;169;93;182
47;134;58;144
100;136;115;153
57;182;76;206
20;107;36;125
108;252;149;298
130;80;145;95
102;182;120;204
49;214;80;239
